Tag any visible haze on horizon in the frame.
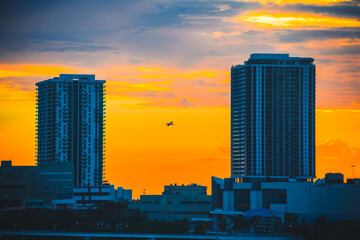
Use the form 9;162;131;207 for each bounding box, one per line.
0;0;360;198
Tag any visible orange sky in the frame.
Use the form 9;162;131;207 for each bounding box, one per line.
1;0;360;198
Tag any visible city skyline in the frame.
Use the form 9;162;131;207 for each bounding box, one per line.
0;0;360;198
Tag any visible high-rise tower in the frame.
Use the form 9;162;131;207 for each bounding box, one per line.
36;74;105;186
231;54;315;180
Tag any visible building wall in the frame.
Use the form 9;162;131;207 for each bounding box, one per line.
265;182;360;222
211;177;224;210
140;194;211;221
0;162;33;209
123;189;132;201
141;184;211;221
0;161;73;209
231;54;315;179
116;187;132;202
74;185;115;208
214;177;360;223
30;161;74;206
163;183;207;196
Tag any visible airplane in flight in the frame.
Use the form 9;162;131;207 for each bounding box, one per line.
165;121;174;126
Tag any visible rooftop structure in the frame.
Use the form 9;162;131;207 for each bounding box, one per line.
163;183;207;195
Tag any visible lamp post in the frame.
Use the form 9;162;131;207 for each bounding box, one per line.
351;165;355;179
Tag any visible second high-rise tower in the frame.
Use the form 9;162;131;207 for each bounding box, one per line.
231;54;315;180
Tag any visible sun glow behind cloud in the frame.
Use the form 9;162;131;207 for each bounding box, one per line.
0;64;79;78
238;12;360;28
244;0;350;5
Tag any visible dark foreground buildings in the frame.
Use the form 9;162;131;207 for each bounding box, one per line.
140;183;211;221
0;160;73;209
231;54;315;180
0;74;132;210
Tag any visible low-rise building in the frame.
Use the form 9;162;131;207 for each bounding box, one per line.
212;175;360;224
140;183;211;221
0;160;73;209
0;160;132;210
163;183;207;196
74;184;115;208
116;187;132;202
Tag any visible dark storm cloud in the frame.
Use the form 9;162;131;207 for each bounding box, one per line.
316;59;337;64
323;45;360;55
9;40;118;53
338;65;360;73
0;0;151;51
283;1;360;19
180;98;193;107
278;28;360;43
0;0;261;66
145;91;174;98
329;80;360;96
0;0;258;52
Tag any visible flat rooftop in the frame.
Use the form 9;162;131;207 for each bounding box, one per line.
249;53;314;61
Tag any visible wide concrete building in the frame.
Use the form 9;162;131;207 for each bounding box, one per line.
212;176;360;223
74;185;115;208
0;160;74;209
140;184;211;221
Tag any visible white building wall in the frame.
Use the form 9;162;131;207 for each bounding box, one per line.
263;182;311;214
223;191;234;211
124;189;132;201
263;182;360;221
309;185;360;217
219;179;360;222
255;66;263;175
250;191;262;209
140;194;211;222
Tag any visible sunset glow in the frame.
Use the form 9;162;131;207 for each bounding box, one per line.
240;12;360;28
1;0;360;198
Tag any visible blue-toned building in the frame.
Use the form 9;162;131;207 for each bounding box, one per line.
36;74;106;186
231;54;315;180
0;160;74;210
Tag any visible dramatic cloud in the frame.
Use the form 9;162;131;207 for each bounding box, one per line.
0;0;259;66
284;2;360;19
278;28;360;42
317;139;360;178
238;12;360;28
322;44;360;55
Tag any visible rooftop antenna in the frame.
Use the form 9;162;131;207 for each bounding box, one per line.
352;165;356;179
143;189;146;195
